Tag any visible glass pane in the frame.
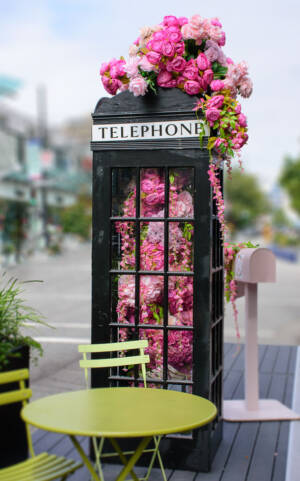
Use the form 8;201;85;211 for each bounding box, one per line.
140;328;164;380
112;274;136;326
140;168;165;218
139;275;164;325
140;221;164;271
168;276;193;327
111;221;135;270
169;221;194;272
168;330;193;381
112;168;136;217
169;168;194;218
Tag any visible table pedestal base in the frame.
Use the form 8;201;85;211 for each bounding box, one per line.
223;399;300;422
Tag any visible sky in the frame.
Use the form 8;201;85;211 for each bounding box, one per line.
0;0;300;190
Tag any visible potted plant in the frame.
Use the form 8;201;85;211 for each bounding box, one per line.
0;273;48;468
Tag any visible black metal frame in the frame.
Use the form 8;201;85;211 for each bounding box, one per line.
91;88;223;471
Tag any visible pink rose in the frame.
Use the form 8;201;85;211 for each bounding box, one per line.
166;56;186;72
162;41;176;57
199;77;208;90
110;59;126;79
152;30;166;41
210;79;224;91
184;80;201;95
100;62;110;75
163;15;179;27
146;51;161;65
102;77;121;95
205;107;220;124
128;76;148;96
202;69;214;84
190;14;203;29
175;42;185;55
183;60;198;80
238;113;247;127
141;179;155;194
218;31;226;46
157;70;173;87
166;27;182;43
178;17;188;26
207;95;224;109
151;40;164;54
196;53;210;71
214;137;227;149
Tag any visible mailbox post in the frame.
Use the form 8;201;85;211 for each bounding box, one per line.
91;87;224;470
223;248;300;421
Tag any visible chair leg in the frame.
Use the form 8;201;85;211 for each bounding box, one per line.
144;436;167;481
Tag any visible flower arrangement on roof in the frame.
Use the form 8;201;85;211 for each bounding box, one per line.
99;14;254;362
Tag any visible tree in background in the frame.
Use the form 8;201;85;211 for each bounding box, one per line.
225;168;270;233
60;194;92;241
279;156;300;215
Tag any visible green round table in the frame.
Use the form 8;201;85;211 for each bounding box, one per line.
22;387;217;481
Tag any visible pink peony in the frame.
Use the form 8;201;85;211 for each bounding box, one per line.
210;79;225;91
141;179;155;194
207;94;224;109
110;59;126;79
196;53;210;70
100;62;110;75
181;23;199;40
205;107;220;124
157;70;173;87
202;69;214;84
166;56;186;72
128;44;139;57
178;16;188;26
235;103;241;114
151;40;164;54
144;192;160;205
175;42;185;55
128;75;148;96
163;15;179;27
218;31;226;46
166;27;182;43
211;17;222;28
183;60;198;80
146;51;161;65
189;14;203;29
184;80;201;95
162;40;176;57
152;30;166;41
102;76;121;95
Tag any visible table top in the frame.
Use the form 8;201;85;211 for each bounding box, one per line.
22;387;217;438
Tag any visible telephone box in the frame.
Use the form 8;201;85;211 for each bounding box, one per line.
91;87;223;471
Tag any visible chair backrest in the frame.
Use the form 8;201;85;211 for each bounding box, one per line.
78;340;150;388
0;368;35;457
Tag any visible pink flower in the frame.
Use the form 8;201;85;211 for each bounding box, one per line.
100;62;110;75
189;14;203;29
162;40;176;58
124;56;140;78
178;17;188;26
196;53;210;70
183;60;198;80
227;57;234;65
151;40;164;54
218;31;226;46
202;69;214;84
166;56;186;72
157;70;173;87
146;51;161;65
152;30;166;41
166;27;182;43
239;78;253;98
207;95;224;109
211;17;222;28
139;56;157;72
102;76;121;95
181;23;199;40
175;42;185;55
128;75;148;96
119;83;129;92
144;192;160;205
238;113;247;127
184;80;201;95
163;15;179;27
235;104;241;114
128;44;139;57
110;59;126;79
214;137;227;149
205;107;220;124
141;179;155;194
210;79;224;91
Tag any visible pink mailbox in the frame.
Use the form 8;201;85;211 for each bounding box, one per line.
234;248;276;284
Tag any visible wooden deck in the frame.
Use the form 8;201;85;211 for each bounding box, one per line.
32;343;298;480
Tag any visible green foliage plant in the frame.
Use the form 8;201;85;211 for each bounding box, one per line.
0;274;48;370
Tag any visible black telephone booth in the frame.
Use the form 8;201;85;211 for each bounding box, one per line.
91;87;223;471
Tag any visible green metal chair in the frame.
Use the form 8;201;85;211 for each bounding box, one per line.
78;340;167;481
0;368;83;481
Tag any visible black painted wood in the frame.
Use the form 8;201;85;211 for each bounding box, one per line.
30;344;298;481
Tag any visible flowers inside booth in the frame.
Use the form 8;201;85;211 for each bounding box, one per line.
100;14;253;379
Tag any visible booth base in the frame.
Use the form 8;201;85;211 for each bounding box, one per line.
223;399;300;422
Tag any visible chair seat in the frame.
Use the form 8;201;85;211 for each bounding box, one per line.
0;452;82;481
